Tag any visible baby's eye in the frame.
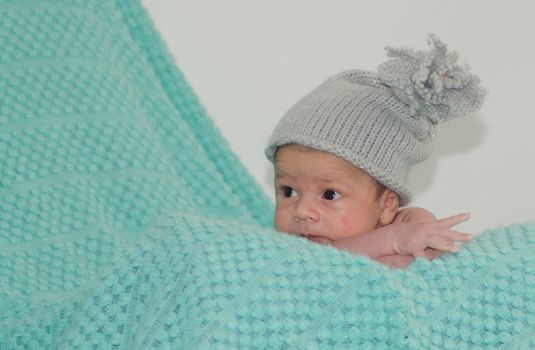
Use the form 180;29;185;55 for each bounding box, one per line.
282;186;298;198
323;190;341;200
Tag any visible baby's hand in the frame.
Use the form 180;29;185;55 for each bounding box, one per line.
391;213;472;258
375;254;415;269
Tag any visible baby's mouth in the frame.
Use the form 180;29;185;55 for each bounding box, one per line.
299;234;330;245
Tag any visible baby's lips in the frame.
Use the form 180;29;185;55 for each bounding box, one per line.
300;234;331;245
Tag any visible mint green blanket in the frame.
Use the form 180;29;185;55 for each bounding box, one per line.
0;1;533;348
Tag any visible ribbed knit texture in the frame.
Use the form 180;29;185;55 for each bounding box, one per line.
0;1;533;349
265;72;421;204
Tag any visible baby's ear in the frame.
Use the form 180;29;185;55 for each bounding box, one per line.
379;190;399;226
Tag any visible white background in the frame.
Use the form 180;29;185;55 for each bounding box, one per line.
143;0;535;234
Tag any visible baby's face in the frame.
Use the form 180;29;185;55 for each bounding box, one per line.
274;144;386;245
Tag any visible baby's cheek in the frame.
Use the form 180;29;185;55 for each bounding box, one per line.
338;215;357;233
335;214;367;237
274;211;291;232
339;215;351;228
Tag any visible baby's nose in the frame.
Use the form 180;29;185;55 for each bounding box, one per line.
294;197;319;223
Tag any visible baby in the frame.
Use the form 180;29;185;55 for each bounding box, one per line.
265;34;486;268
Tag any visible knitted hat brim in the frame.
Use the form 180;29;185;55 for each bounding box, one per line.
265;136;412;206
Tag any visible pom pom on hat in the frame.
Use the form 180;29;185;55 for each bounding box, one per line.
378;33;487;124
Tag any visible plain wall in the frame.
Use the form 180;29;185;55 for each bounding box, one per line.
143;0;535;234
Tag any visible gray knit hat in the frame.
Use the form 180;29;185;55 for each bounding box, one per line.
265;34;486;205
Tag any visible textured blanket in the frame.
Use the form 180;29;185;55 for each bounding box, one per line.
0;0;533;349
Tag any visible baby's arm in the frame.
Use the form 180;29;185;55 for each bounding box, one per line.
331;208;472;267
393;207;437;225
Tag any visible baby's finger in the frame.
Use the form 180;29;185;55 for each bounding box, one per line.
412;248;427;258
438;213;471;228
424;248;444;260
442;231;472;242
427;237;459;253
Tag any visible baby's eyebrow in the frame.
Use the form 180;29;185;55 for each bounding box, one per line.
318;177;353;188
274;170;295;180
318;176;339;182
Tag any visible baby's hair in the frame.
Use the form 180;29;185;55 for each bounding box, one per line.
374;181;388;201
